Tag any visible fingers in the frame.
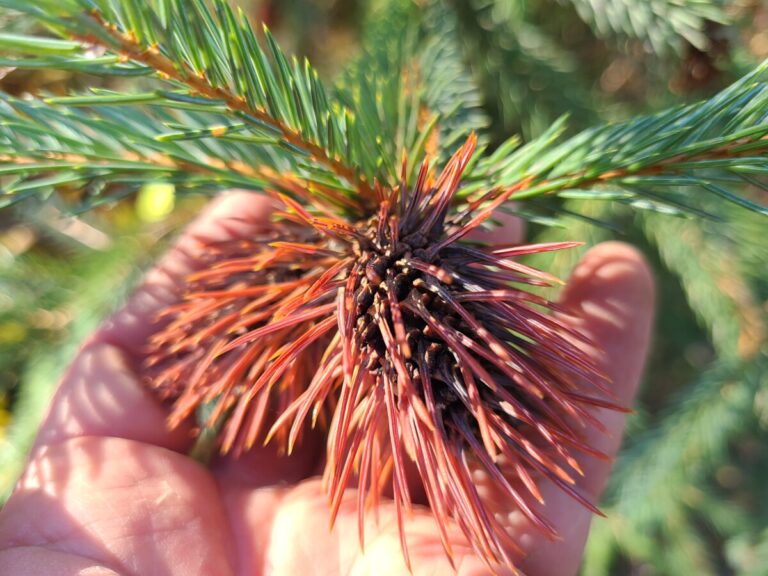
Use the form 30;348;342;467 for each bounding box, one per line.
557;241;655;492
513;241;655;576
33;342;195;452
0;548;121;576
219;478;511;576
0;437;235;576
34;192;273;453
95;192;275;360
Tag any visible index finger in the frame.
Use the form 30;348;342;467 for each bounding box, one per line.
33;191;274;452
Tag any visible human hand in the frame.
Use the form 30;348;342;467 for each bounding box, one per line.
0;192;654;576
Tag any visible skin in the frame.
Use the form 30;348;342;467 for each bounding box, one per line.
0;191;654;576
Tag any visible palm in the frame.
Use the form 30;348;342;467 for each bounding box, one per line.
0;193;653;576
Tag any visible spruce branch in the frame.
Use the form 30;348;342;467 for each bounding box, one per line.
446;0;599;138
467;62;768;217
417;3;489;156
640;212;766;360
563;0;727;55
608;359;767;529
0;0;374;195
0;0;491;205
1;0;766;220
1;0;487;199
586;358;768;572
0;94;361;212
336;0;488;183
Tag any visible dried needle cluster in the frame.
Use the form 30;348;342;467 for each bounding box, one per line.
146;135;620;571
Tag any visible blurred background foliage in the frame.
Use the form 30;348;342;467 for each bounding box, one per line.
0;0;766;574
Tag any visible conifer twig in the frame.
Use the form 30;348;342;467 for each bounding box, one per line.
467;64;768;217
79;9;370;195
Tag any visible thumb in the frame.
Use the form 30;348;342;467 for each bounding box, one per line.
514;241;655;576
